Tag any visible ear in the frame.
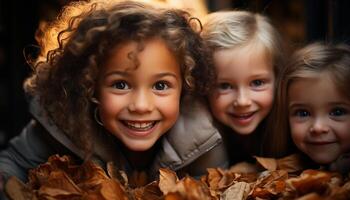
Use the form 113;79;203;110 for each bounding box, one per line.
91;97;100;104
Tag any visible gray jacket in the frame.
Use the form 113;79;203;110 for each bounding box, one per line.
0;96;228;182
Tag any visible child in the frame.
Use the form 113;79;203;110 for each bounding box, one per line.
275;43;350;174
0;0;228;184
201;11;288;164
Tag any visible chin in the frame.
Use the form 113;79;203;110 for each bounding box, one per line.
232;127;255;135
310;155;337;165
124;140;156;152
127;145;151;152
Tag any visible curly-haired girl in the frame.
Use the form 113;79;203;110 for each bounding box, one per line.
0;0;227;184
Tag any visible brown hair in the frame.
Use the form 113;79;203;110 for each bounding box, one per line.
270;42;350;157
24;0;214;154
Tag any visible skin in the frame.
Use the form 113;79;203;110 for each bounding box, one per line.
209;44;275;135
288;72;350;164
96;38;182;153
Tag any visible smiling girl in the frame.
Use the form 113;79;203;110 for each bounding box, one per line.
275;43;350;173
201;10;287;164
0;1;226;184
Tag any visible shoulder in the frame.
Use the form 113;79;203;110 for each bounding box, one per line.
151;95;228;175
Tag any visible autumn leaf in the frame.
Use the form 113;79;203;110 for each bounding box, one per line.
132;181;163;200
37;170;82;199
255;156;278;171
5;176;37;200
286;170;331;196
220;182;251;200
159;168;180;195
277;154;305;173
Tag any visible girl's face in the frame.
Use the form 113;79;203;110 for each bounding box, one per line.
97;38;182;151
209;44;275;135
288;72;350;164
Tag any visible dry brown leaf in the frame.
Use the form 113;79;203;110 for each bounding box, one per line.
220;182;251;200
255;156;278;171
99;179;128;200
327;180;350;200
164;192;184;200
250;170;288;199
159;168;179;195
76;162;110;191
132;181;162;200
229;162;259;173
206;168;237;190
182;176;213;200
5;176;37;200
286;170;331;196
6;154;350;200
295;192;323;200
277;154;305;173
205;168;223;191
37;170;82;198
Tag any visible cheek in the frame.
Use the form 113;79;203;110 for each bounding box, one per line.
98;95;125;119
260;89;274;108
336;124;350;151
159;95;181;123
208;94;227;115
289;123;306;145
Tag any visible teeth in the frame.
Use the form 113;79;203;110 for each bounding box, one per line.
234;112;254;118
125;121;155;130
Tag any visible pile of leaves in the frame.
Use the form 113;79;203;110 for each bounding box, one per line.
4;154;350;200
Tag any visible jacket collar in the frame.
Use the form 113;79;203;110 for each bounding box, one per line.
28;96;222;174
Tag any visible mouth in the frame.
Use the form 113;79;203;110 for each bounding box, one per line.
230;111;256;119
121;120;158;131
306;141;336;145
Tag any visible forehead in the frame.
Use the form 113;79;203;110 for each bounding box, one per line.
288;73;348;104
100;38;180;76
213;44;273;77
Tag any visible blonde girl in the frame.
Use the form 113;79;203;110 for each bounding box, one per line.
201;11;287;163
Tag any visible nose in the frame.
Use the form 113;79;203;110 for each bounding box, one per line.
128;89;153;113
310;117;330;134
233;88;252;107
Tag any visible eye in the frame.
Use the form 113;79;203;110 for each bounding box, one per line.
153;81;169;90
251;79;265;87
294;109;310;118
112;81;130;90
330;107;348;117
218;83;232;90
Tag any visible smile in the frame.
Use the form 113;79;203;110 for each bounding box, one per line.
306;141;336;145
122;121;157;131
231;111;256;119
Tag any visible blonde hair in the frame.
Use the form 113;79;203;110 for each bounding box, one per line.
271;42;350;157
201;10;284;76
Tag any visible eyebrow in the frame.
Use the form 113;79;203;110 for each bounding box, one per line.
288;102;306;109
154;72;179;79
103;71;179;79
103;71;129;79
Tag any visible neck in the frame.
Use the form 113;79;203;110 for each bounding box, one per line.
120;141;160;171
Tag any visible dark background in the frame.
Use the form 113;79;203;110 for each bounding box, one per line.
0;0;349;149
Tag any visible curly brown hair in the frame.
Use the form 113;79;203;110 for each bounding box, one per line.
24;0;215;154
